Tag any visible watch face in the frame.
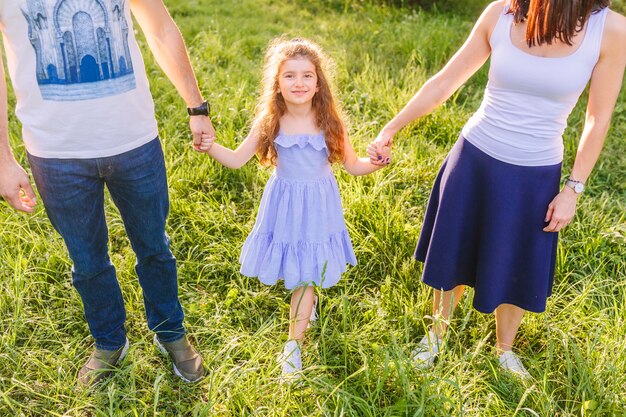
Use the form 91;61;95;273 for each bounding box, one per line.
574;183;584;193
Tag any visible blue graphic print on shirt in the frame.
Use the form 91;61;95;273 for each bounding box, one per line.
20;0;137;101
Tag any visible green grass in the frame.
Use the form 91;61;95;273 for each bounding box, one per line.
1;0;625;415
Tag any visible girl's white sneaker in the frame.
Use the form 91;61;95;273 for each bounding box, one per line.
411;330;442;369
308;296;318;327
498;351;531;379
279;340;302;377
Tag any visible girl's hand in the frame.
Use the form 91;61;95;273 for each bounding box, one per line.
198;133;215;153
543;187;579;233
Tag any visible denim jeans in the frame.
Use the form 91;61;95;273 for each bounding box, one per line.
28;138;185;350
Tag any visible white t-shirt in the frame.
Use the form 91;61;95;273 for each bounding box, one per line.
0;0;158;158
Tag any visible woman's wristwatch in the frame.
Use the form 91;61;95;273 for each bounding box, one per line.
565;178;585;194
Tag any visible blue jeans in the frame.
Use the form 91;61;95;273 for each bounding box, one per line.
28;138;185;350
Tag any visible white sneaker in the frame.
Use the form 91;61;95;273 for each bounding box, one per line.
411;330;442;369
499;351;531;379
279;340;302;377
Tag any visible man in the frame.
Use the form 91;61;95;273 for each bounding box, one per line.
0;0;213;386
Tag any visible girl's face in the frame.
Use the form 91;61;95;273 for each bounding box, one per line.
277;57;319;106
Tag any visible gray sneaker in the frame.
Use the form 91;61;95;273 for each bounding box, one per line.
77;338;129;387
154;334;205;383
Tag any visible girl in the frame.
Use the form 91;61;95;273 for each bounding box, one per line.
199;38;390;377
369;0;626;377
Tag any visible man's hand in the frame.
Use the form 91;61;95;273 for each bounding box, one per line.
0;158;37;213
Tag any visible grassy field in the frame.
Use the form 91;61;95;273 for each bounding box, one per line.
1;0;625;416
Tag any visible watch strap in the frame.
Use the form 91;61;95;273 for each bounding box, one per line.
187;100;210;116
565;178;585;194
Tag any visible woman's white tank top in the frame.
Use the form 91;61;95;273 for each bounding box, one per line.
461;6;608;166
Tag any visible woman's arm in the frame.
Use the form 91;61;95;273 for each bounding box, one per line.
343;133;390;176
373;0;504;157
199;125;261;169
543;10;626;233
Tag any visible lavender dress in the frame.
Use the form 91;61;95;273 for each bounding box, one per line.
239;132;357;289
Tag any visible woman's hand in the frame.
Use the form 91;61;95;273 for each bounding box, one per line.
543;187;579;232
198;133;216;153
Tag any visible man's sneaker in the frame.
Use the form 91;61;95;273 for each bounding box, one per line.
154;334;205;383
499;350;531;379
278;340;302;378
77;338;130;387
411;330;441;369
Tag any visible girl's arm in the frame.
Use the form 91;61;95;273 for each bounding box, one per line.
543;11;626;233
373;0;503;156
342;133;391;176
199;124;261;169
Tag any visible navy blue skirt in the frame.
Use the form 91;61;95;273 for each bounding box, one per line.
414;137;561;313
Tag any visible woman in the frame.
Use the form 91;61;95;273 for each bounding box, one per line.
369;0;626;376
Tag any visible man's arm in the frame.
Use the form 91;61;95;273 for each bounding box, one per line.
130;0;215;150
0;51;37;213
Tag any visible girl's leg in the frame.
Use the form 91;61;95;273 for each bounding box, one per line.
289;286;316;342
431;285;465;337
494;303;525;352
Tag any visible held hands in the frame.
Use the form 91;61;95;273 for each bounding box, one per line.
367;143;392;165
190;115;216;152
543;187;579;232
367;129;395;166
0;158;37;213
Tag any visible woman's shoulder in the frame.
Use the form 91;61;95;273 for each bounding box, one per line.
482;1;508;19
601;10;626;55
604;9;626;36
473;1;507;41
486;0;507;13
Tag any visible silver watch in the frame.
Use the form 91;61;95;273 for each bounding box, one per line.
565;178;585;194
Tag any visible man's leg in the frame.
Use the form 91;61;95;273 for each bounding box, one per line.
104;139;204;382
27;154;127;351
104;139;184;342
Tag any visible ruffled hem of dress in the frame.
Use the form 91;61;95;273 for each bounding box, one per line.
239;229;357;289
275;133;328;152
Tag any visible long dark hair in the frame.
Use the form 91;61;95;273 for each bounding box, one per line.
508;0;610;46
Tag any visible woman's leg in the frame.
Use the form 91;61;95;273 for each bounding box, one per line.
494;303;525;352
494;303;530;377
289;286;316;341
431;285;465;337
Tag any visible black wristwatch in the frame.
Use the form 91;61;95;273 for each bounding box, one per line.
187;100;210;116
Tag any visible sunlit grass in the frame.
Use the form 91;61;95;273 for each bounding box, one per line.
1;0;624;415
